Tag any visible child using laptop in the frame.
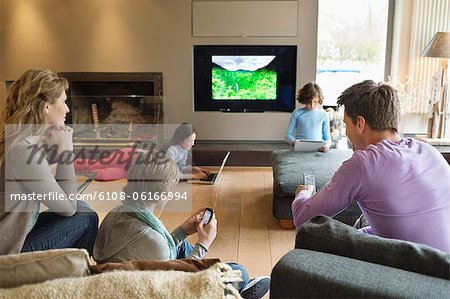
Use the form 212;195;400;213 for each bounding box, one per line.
285;82;331;152
162;123;209;180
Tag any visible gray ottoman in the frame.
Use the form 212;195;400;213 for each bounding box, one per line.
271;149;361;228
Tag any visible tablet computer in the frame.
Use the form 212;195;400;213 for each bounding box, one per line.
294;140;326;152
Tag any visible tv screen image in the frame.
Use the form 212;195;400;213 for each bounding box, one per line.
194;45;297;112
212;56;277;100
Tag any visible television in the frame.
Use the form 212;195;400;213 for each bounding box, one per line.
194;45;297;112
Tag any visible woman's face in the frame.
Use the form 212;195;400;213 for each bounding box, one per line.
180;133;196;150
45;90;69;125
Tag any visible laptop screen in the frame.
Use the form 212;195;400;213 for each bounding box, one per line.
215;151;231;179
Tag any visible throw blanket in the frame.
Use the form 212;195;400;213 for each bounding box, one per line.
89;258;221;274
0;263;242;299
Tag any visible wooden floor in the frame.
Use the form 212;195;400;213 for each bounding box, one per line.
83;167;296;282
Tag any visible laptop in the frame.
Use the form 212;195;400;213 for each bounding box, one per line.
77;172;97;194
187;151;231;185
294;140;327;152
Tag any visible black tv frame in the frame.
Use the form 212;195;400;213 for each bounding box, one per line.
194;45;297;112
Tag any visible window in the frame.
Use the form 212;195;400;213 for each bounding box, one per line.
316;0;391;106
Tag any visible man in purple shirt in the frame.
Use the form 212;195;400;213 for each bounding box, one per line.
292;80;450;253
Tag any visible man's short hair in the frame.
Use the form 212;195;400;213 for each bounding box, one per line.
337;80;400;132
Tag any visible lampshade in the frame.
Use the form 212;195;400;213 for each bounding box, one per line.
421;32;450;58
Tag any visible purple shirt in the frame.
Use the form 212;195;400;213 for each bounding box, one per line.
292;138;450;253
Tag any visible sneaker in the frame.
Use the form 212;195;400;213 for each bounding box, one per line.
241;276;270;299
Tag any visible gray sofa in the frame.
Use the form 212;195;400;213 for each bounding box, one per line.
271;149;361;226
270;216;450;298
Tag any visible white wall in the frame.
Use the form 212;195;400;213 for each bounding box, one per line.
1;0;426;138
0;0;319;141
0;0;6;119
401;114;429;135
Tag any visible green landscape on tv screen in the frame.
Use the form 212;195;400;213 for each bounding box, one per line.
211;56;277;100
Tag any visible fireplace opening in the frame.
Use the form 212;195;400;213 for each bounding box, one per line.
60;72;164;145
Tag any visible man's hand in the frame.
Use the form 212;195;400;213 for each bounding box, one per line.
180;208;204;235
295;184;315;196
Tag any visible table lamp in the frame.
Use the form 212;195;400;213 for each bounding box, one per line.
421;32;450;138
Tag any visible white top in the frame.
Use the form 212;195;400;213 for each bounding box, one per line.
166;144;191;173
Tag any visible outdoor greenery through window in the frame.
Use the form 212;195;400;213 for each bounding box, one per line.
317;0;390;106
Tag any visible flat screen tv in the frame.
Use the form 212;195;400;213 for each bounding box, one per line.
194;45;297;112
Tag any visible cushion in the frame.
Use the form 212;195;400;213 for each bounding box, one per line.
271;249;450;298
0;248;90;288
295;215;450;279
74;147;139;181
89;258;221;274
0;263;242;299
89;167;127;181
271;149;353;197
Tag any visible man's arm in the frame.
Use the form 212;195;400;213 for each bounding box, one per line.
291;155;363;227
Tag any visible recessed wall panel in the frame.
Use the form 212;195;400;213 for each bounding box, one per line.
192;1;298;37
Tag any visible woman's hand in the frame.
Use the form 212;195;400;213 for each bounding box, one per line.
43;126;74;156
197;213;217;250
180;208;204;235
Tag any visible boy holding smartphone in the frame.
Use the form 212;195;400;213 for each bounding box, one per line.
94;151;270;299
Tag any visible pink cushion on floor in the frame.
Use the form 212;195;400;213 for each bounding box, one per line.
93;167;128;181
74;147;139;181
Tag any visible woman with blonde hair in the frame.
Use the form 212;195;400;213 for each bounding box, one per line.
0;69;98;255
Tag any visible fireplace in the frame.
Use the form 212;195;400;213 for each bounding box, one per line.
60;72;163;145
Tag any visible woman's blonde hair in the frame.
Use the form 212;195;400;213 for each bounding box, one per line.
0;69;69;165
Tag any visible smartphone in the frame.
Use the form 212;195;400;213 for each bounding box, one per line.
201;207;214;225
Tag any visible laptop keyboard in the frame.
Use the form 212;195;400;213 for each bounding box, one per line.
202;173;218;181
